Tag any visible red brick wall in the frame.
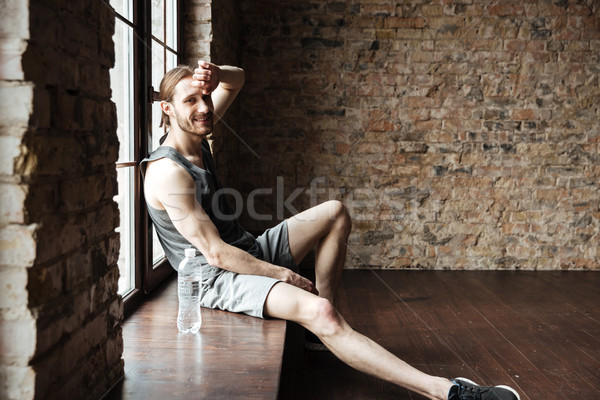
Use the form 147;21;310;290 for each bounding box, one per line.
235;0;599;270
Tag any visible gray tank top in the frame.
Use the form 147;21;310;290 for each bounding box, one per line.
140;139;260;271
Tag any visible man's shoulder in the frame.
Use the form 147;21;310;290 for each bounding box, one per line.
144;156;195;209
145;157;193;187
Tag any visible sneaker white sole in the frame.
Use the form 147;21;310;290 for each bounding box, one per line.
455;377;521;400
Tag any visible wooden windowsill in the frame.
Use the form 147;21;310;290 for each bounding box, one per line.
106;276;289;400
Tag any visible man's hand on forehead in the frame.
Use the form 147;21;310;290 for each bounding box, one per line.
191;60;220;94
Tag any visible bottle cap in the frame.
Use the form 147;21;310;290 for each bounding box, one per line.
184;248;196;258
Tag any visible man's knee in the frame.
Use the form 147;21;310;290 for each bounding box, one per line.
325;200;352;235
307;297;344;338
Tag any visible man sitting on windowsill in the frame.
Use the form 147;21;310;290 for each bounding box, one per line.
140;60;520;400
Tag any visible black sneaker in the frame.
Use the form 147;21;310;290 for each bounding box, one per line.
305;330;329;352
448;378;521;400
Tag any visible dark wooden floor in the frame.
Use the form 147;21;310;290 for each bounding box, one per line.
106;270;600;400
288;270;600;400
104;277;288;400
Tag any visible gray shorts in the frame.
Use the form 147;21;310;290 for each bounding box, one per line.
199;220;297;319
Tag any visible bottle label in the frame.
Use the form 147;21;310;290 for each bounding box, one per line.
179;280;201;297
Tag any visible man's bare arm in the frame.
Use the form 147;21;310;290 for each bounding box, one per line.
153;161;317;294
191;61;244;123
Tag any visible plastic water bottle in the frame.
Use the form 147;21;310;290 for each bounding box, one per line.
177;248;202;334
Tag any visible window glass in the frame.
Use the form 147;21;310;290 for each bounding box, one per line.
152;227;164;266
151;101;164;151
152;39;165;89
151;0;165;42
167;48;178;70
115;167;135;294
110;0;132;21
111;11;136;296
166;0;177;50
150;38;166;152
111;21;134;164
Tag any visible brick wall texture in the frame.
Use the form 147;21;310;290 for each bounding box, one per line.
0;0;123;399
232;0;599;270
183;0;243;194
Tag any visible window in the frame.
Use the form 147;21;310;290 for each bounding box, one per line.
110;0;181;308
111;0;136;298
149;0;180;267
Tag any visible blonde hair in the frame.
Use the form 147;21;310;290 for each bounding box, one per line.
158;65;194;127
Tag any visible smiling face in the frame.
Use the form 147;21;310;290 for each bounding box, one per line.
162;77;214;138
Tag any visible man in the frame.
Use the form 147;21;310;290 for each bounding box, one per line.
140;60;521;400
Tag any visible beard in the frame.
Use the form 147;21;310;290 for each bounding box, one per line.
172;108;214;138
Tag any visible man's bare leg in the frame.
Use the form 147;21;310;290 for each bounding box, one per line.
286;200;351;305
264;282;454;400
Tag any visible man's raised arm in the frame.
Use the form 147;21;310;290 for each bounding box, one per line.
191;60;244;122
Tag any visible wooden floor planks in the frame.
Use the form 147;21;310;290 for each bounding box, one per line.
106;270;599;400
290;270;600;400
